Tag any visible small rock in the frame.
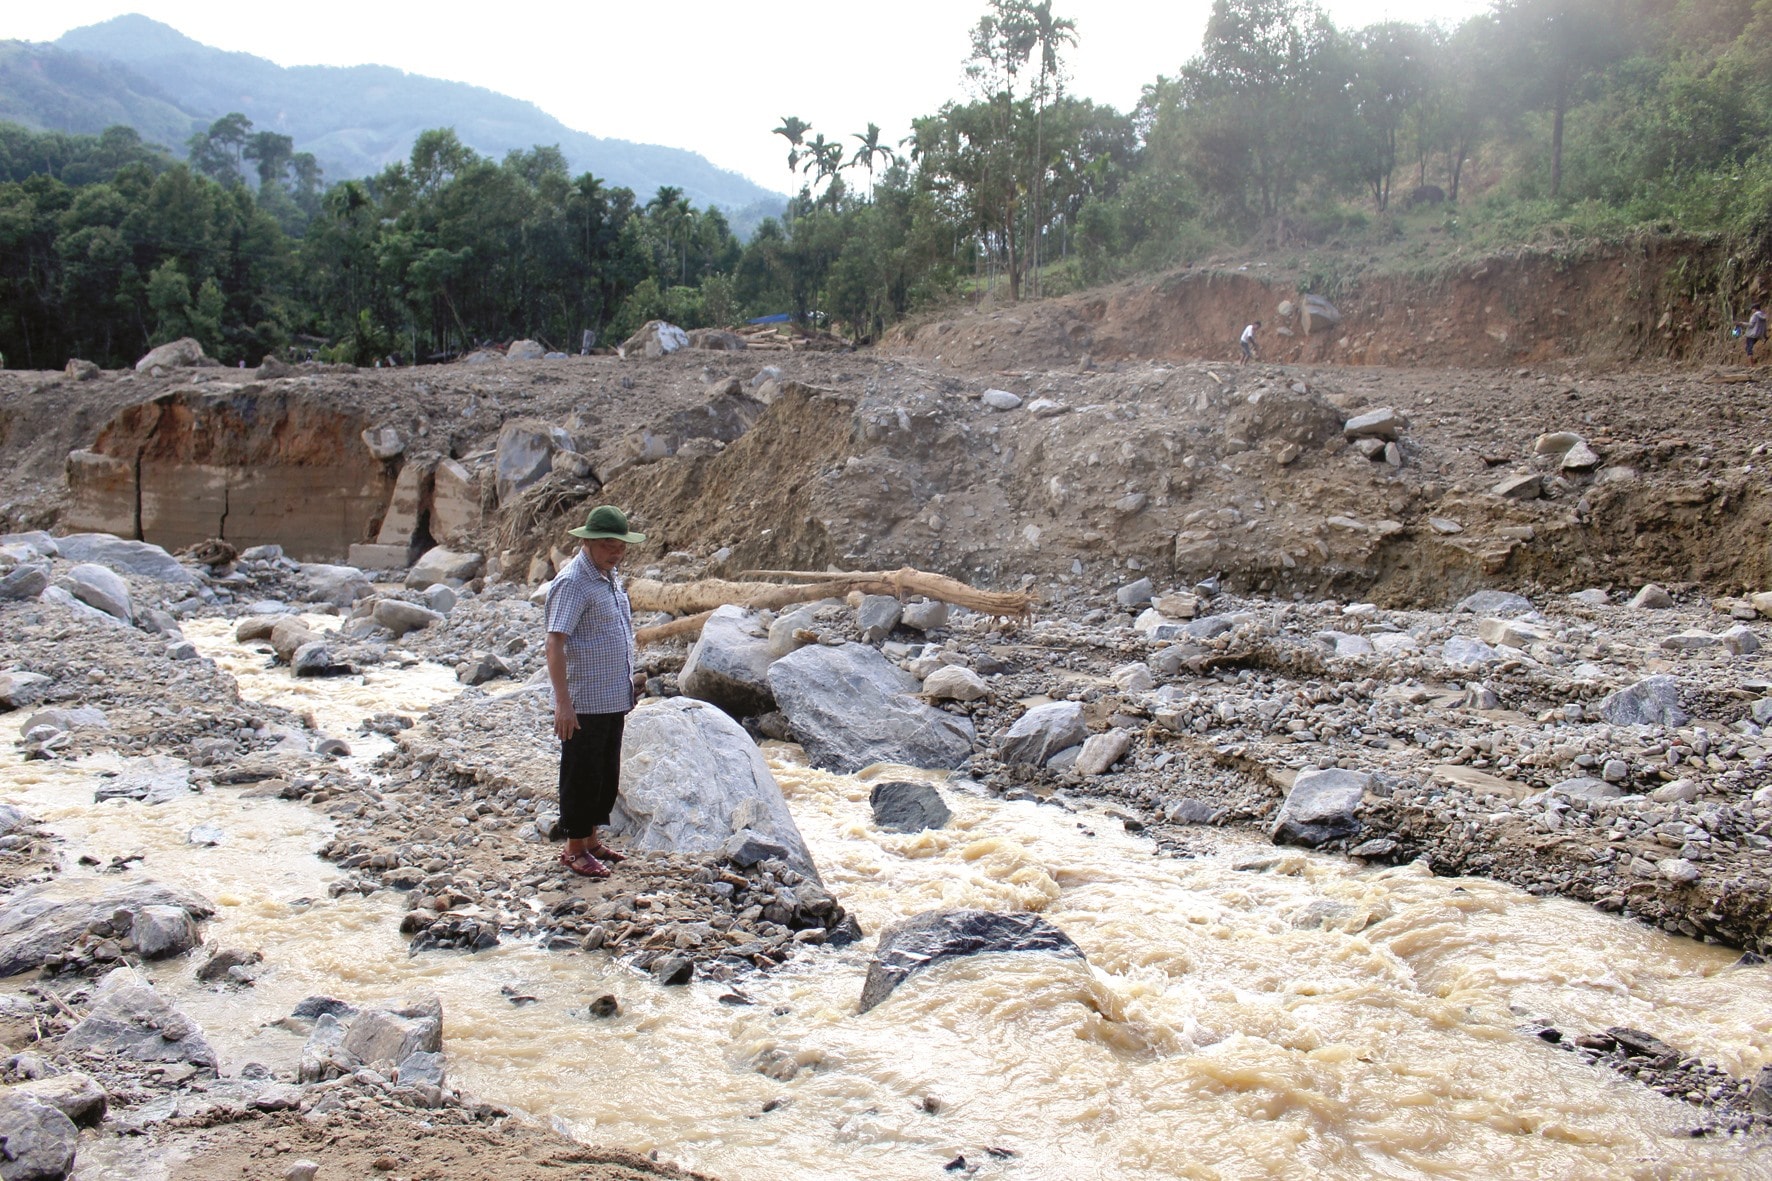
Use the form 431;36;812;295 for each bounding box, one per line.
869;781;952;833
1648;779;1697;804
650;956;693;986
1166;800;1221;826
1492;473;1542;500
900;599;949;632
1630;584;1674;609
922;665;989;702
1455;590;1534;617
1115;578;1154;609
1271;768;1369;847
1657;858;1700;884
1343;408;1405;440
998;701;1087;767
1074;730;1133;776
1597;675;1687;727
856;595;903;643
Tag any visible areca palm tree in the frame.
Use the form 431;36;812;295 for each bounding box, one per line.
848;123;896;199
773;116;812;173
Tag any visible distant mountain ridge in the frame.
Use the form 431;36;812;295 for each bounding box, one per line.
0;39;198;149
20;14;784;221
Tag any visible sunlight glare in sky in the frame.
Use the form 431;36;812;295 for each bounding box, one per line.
5;0;1496;192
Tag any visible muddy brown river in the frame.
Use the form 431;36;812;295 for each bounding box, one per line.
1;619;1766;1179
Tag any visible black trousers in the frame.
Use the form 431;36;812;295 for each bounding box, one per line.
558;712;626;838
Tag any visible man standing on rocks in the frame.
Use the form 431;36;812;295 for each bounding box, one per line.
1239;320;1261;365
546;505;649;879
1741;304;1767;365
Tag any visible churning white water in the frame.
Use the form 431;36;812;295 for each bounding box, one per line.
1;621;1767;1179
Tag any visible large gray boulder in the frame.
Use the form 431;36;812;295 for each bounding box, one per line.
1271;768;1369;847
998;701;1087;766
61;966;217;1069
53;535;197;584
1598;675;1687;727
301;563;372;608
405;547;481;590
767;643;975;774
61;564;131;622
679;606;777;717
613;697;821;881
0;1092;78;1180
859;910;1084;1013
134;336;206;371
494;422;556;503
0;880;214;977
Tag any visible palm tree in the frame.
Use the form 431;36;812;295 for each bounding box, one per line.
773;116;812;173
848;123;896;199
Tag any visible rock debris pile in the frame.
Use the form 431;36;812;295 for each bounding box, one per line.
3;320;1772;1171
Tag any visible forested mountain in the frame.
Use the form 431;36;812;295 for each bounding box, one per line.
0;39;197;148
3;0;1770;377
25;14;783;219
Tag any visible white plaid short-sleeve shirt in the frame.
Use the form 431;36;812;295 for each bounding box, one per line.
545;552;636;714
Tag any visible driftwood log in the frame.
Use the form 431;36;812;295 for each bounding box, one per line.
629;566;1032;647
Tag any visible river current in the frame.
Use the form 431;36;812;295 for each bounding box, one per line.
1;616;1767;1179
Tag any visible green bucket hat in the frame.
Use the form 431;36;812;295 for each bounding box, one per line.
567;505;646;543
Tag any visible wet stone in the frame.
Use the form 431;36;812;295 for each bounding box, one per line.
868;781;952;833
860;910;1085;1013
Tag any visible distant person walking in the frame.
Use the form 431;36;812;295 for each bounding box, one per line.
545;505;649;879
1239;321;1261;365
1741;304;1767;365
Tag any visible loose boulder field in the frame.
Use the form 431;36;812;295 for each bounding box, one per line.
2;265;1772;1174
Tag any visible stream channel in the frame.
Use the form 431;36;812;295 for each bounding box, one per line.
3;615;1769;1179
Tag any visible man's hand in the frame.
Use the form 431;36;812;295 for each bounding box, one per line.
546;632;576;741
631;669;648;704
554;699;578;742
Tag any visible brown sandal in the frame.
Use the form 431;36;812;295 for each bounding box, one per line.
585;842;628;863
559;849;610;879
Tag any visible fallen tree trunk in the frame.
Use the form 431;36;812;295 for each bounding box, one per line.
740;567;1034;619
629;566;1032;647
627;578;782;616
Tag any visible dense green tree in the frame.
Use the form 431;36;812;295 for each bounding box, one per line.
1494;0;1642;196
1179;0;1342;230
1342;22;1429;209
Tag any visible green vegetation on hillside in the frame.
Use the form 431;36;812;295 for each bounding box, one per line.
2;0;1770;370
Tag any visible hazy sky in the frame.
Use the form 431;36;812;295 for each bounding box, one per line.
8;1;1493;194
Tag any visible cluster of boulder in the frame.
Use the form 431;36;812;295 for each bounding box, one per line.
0;868;505;1180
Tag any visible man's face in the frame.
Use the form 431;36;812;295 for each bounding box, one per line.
585;537;627;573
